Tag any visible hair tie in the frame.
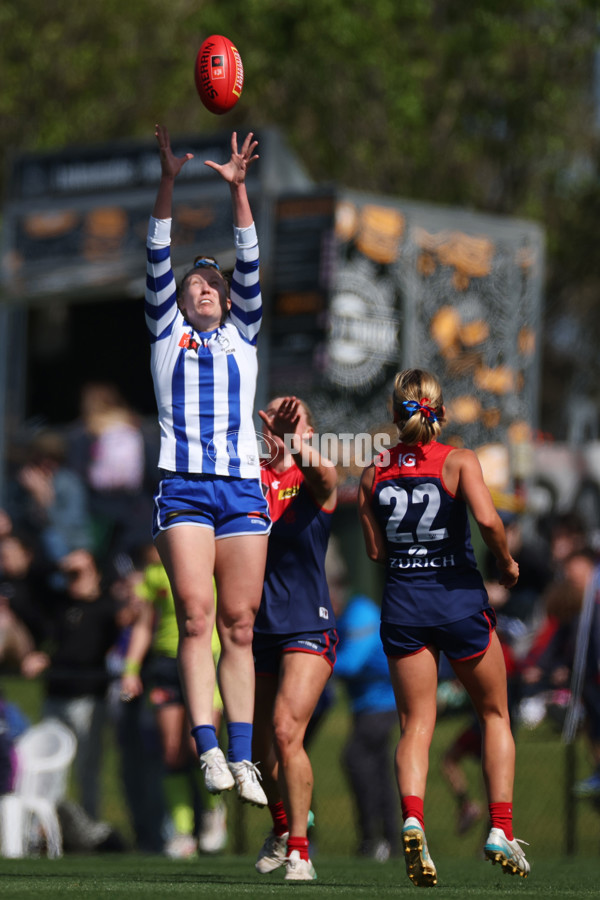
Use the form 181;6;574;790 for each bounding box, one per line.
402;399;438;422
193;257;220;272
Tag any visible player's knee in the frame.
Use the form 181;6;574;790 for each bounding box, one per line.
478;702;509;723
219;617;254;649
273;716;303;759
179;610;212;641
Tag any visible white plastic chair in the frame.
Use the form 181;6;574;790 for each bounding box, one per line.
0;718;77;858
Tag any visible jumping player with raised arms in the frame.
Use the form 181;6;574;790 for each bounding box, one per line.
252;396;338;881
358;368;530;886
145;125;271;806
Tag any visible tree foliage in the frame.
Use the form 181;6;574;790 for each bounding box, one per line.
1;0;596;210
1;0;599;434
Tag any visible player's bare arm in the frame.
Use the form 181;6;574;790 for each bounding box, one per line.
358;464;387;563
152;124;194;219
447;448;519;589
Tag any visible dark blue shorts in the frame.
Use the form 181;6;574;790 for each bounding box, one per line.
253;628;339;676
381;607;497;661
152;472;271;539
146;655;184;708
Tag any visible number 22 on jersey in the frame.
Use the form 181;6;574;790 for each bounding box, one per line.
378;482;449;545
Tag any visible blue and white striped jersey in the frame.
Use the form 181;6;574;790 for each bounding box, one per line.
145;216;262;478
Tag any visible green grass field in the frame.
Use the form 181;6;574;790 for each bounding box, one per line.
0;854;599;899
2;674;599;899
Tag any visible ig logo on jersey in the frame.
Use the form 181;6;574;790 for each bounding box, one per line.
400;453;416;467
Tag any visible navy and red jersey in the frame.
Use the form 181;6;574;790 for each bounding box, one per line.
255;463;335;635
371;441;488;627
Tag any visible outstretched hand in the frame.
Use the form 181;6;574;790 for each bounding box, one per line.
155;124;194;179
205;131;259;185
259;397;302;442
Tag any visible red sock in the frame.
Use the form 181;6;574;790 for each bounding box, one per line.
269;800;289;836
489;802;513;840
287;835;309;861
401;795;425;829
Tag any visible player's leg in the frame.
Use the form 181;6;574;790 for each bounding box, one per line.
154;527;232;793
214;533;267;723
387;647;438;887
273;650;330;880
450;633;514;804
451;632;530;877
253;674;289;873
253;675;279;802
388;647;438;800
155;526;217;725
274;651;331;836
214;532;268;804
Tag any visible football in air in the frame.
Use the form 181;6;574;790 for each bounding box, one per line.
195;34;244;114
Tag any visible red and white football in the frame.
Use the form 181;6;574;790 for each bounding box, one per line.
194;34;244;115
